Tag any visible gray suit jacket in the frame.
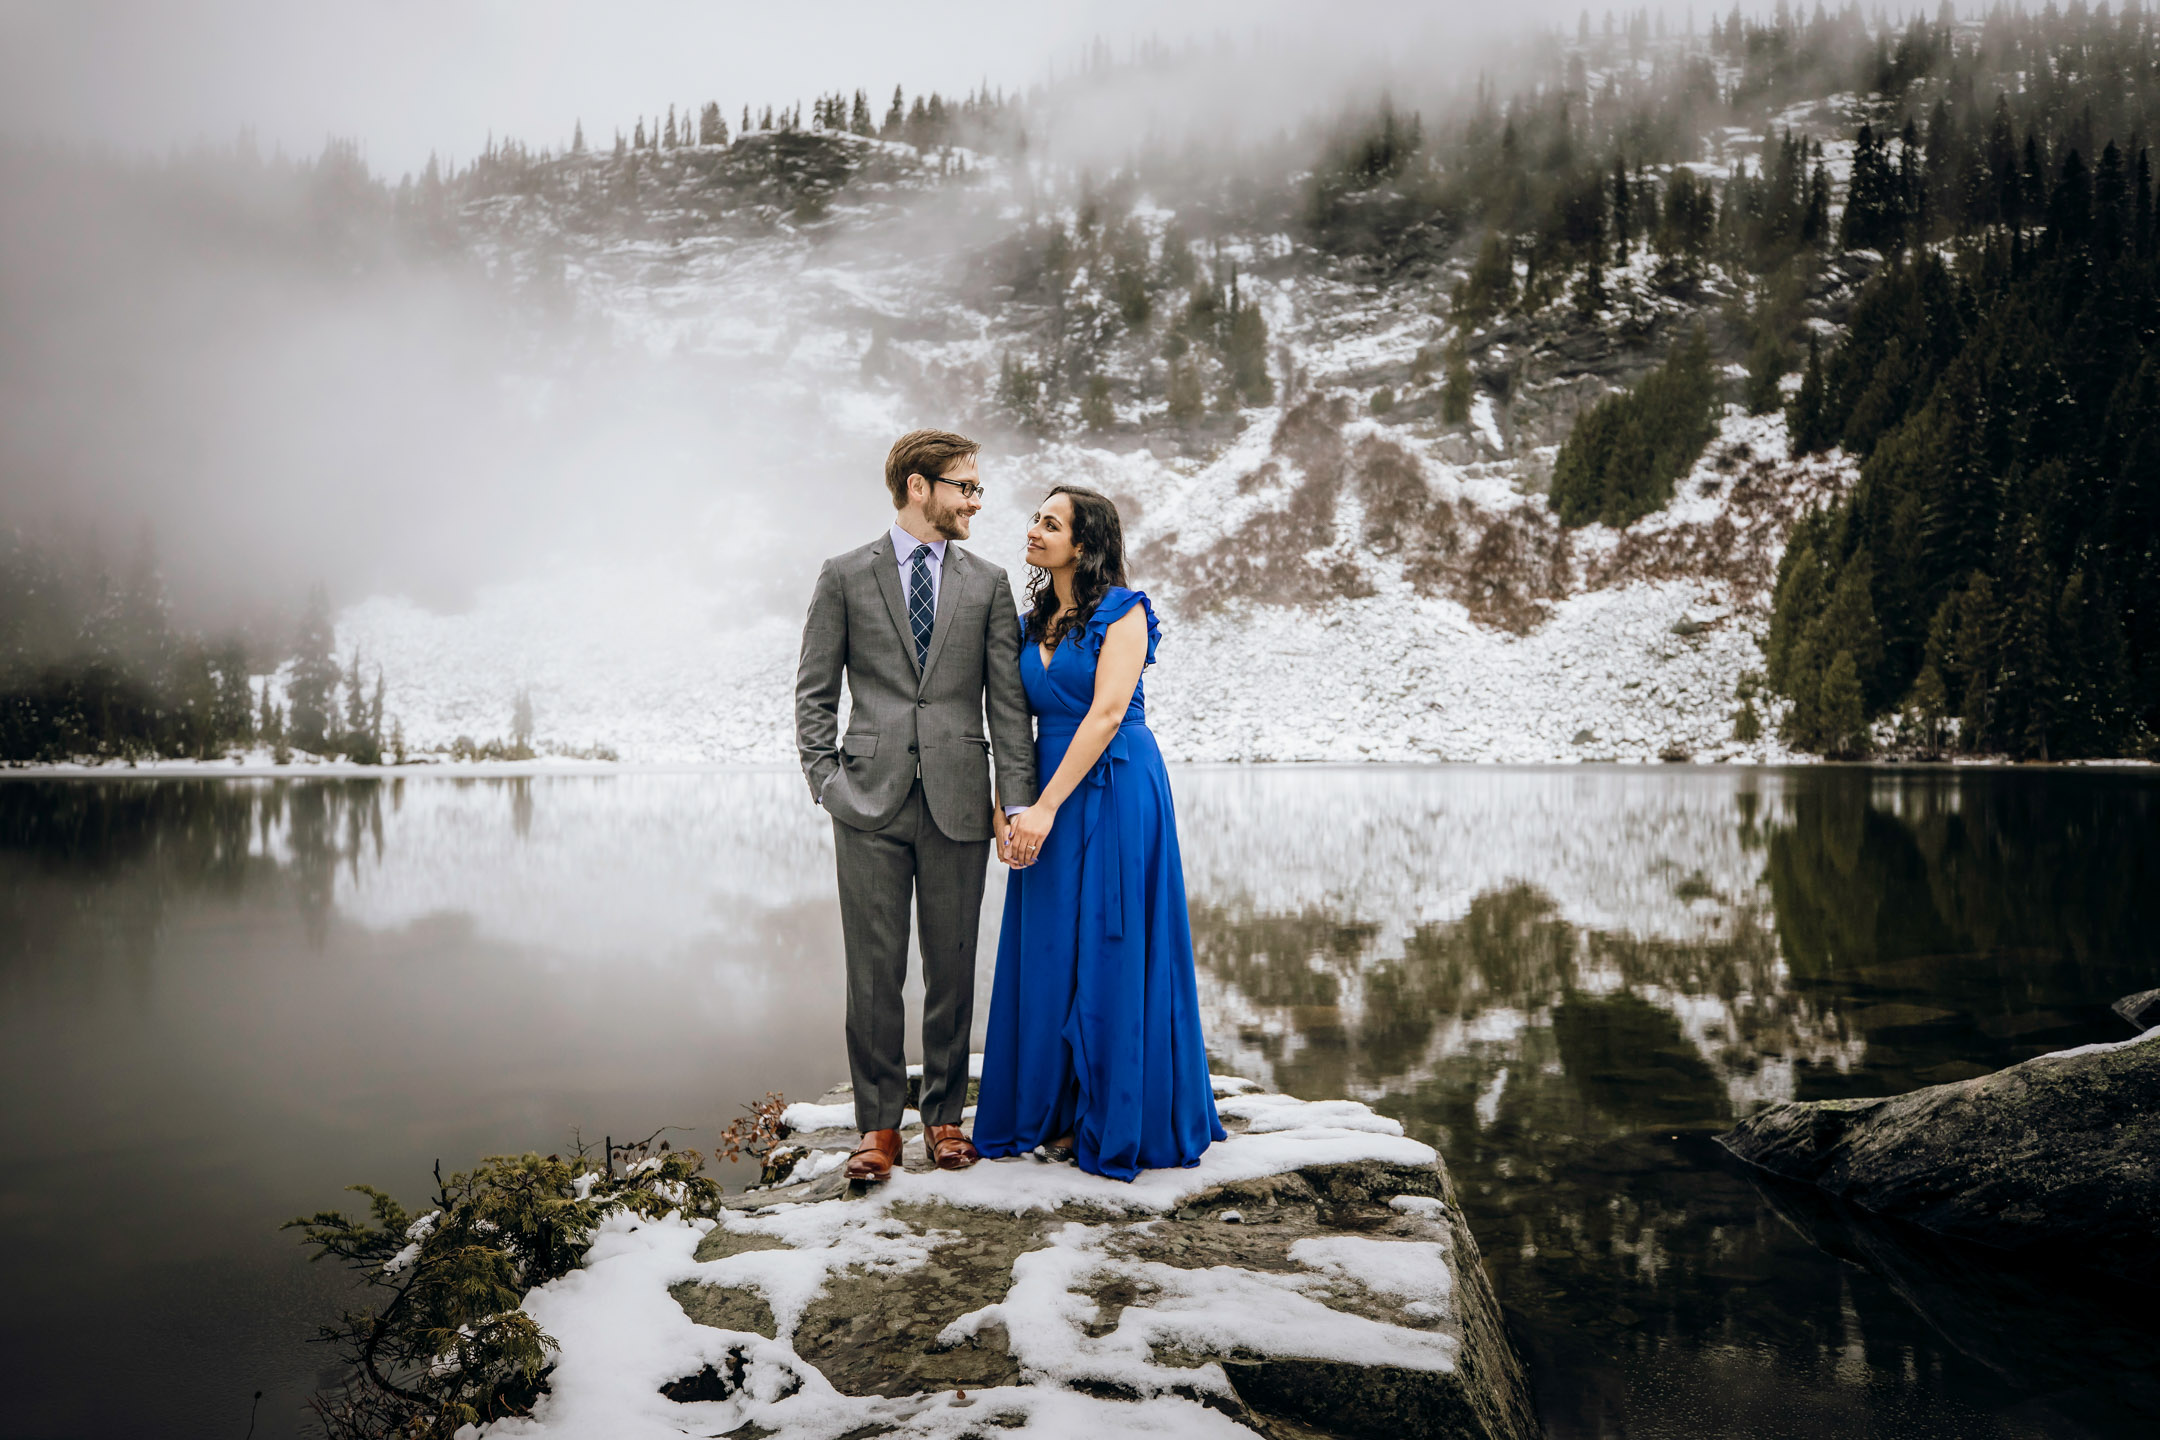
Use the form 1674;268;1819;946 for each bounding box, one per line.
795;535;1038;841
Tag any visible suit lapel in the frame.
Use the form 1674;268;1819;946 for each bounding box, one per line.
870;537;921;680
918;546;969;692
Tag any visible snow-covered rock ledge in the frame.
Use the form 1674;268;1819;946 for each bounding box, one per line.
481;1077;1539;1440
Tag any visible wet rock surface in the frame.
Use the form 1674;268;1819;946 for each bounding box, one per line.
656;1081;1542;1439
2113;987;2160;1032
1717;1030;2160;1285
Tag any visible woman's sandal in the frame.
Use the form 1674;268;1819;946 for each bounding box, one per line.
1036;1134;1076;1163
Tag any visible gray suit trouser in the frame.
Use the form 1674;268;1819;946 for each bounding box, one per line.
832;780;989;1131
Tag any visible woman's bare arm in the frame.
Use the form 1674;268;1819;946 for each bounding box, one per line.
1005;606;1146;861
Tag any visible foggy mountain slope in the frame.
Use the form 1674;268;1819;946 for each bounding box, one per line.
328;106;1859;764
13;10;2154;767
44;13;2088;767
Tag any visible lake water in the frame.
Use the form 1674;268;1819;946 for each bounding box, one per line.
2;766;2154;1439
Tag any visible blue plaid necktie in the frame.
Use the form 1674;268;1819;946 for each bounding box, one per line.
907;544;934;669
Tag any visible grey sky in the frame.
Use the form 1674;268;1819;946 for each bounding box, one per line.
1;0;1587;177
0;0;1616;629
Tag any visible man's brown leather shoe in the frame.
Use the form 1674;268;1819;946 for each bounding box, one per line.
925;1124;979;1171
844;1129;902;1182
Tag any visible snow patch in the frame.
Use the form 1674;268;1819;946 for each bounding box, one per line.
490;1089;1454;1437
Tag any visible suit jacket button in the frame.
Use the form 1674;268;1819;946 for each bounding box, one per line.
908;744;918;754
917;699;928;708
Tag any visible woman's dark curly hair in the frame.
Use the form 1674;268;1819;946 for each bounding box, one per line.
1024;485;1128;650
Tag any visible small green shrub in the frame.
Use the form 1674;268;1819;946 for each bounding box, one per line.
289;1142;721;1438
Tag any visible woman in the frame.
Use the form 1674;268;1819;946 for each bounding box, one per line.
972;485;1225;1180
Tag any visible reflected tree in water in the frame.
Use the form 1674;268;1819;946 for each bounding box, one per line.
0;780;391;964
1182;769;2160;1438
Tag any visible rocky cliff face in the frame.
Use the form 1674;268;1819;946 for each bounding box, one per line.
497;1077;1540;1439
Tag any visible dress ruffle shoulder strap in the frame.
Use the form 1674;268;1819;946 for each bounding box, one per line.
1081;587;1161;665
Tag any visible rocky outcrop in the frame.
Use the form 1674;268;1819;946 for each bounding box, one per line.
1718;1029;2160;1286
509;1077;1542;1439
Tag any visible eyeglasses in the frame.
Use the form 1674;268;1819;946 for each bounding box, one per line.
932;476;985;501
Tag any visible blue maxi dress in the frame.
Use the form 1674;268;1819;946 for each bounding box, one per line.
974;588;1225;1181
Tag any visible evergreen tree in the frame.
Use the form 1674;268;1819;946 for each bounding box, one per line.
1080;375;1115;432
1224;284;1273;407
1744;328;1789;415
288;585;340;754
1818;649;1868;755
1842;123;1903;252
1550;327;1717;527
1166;357;1205;425
1906;657;1949;755
257;683;279;750
213;639;253;746
1945;573;1997;746
343;651;368;741
1653;167;1716;283
1442;339;1474;425
1573;249;1606;315
1455;232;1515;322
1788;331;1828;451
1734;694;1763;742
1992;517;2060;758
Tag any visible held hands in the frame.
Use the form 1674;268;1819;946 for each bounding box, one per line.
1005;801;1056;868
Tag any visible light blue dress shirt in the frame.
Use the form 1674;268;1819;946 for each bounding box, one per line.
890;524;947;611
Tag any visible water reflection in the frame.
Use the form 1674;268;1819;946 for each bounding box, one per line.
1;767;2154;1439
1180;767;2159;1439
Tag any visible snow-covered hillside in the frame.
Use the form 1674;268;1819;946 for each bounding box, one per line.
336;404;1851;765
317;120;1861;766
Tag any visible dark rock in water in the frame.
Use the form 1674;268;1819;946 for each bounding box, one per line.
2113;988;2160;1033
1718;1031;2160;1285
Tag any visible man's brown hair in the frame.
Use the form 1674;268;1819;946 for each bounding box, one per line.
884;429;980;507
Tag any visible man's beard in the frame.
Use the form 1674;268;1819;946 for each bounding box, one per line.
924;491;969;540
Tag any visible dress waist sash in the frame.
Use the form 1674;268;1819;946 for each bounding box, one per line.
1035;717;1147;941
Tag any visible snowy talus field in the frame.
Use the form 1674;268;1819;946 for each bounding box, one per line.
318;127;1861;767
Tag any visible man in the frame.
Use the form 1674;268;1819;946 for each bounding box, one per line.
794;429;1038;1181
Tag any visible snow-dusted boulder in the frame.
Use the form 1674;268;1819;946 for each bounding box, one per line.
490;1077;1539;1439
1718;1029;2160;1286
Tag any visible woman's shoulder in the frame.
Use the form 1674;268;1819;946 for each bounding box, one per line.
1083;587;1161;663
